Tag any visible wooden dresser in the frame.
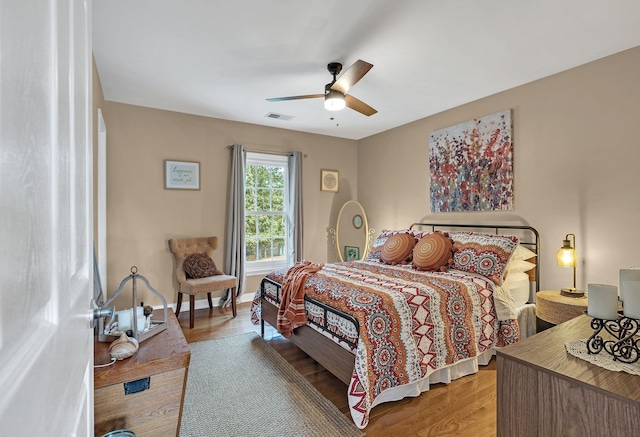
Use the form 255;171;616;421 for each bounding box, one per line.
94;309;190;437
497;315;640;436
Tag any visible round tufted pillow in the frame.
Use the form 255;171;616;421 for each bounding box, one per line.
380;233;416;265
183;253;220;279
412;232;454;272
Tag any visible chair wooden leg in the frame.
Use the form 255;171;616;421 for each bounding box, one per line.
189;295;195;329
175;292;183;317
231;287;237;318
207;292;213;309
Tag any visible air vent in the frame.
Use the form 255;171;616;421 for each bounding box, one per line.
265;112;294;121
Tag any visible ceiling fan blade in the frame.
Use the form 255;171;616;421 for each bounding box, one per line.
266;94;324;102
345;95;377;116
330;60;373;94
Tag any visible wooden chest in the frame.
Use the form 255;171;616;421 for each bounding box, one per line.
94;309;190;437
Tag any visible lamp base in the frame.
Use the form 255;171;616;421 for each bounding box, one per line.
561;287;585;298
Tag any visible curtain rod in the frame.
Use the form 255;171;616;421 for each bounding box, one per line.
227;145;294;157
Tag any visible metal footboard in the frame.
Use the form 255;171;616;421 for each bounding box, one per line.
260;276;360;349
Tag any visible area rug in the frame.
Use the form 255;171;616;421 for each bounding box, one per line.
179;332;363;437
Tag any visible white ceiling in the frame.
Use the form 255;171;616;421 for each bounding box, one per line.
93;0;640;140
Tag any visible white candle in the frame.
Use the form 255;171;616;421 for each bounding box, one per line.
587;284;619;320
623;281;640;319
136;315;147;333
117;309;132;331
620;268;640;302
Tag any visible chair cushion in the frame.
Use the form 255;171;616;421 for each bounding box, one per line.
183;253;221;279
180;274;238;295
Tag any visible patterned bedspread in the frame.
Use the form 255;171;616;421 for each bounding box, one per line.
251;260;519;429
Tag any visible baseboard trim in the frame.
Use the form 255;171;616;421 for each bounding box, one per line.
159;292;254;314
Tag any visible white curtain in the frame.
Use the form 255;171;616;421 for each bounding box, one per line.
222;144;246;306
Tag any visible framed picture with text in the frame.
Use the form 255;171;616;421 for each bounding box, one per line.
321;169;339;192
165;160;200;190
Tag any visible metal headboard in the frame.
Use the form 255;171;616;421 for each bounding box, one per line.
409;223;540;292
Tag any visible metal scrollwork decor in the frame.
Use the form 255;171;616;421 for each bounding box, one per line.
586;314;640;364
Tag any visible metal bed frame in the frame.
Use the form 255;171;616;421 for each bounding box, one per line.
259;223;540;385
260;276;360;349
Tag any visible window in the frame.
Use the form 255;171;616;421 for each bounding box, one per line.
245;152;290;274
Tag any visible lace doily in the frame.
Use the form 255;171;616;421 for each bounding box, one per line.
565;339;640;375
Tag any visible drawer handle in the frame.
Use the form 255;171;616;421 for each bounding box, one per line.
123;377;150;395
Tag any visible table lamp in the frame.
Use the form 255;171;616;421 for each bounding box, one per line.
557;233;584;297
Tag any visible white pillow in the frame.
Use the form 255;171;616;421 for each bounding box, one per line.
504;271;530;284
511;244;537;262
507;259;536;274
503;272;530;307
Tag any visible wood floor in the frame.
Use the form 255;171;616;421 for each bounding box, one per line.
178;302;498;437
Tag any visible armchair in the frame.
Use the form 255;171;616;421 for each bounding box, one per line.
168;236;237;328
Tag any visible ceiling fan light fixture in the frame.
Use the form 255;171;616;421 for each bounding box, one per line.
324;90;346;111
267;60;375;115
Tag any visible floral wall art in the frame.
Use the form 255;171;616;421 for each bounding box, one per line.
429;109;513;212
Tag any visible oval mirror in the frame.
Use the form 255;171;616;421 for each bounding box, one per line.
333;201;374;262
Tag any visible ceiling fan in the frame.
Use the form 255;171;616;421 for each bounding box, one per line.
266;60;377;116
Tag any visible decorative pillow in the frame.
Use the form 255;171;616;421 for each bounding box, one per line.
511;244;537;262
380;233;416;265
183;253;221;279
367;230;395;261
448;232;519;285
412;232;454;272
367;229;430;261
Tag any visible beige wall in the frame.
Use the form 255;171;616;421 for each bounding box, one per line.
96;45;640;310
98;101;358;309
358;46;640;293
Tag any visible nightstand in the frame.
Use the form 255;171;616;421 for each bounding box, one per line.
535;290;588;331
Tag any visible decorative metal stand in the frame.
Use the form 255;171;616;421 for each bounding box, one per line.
329;226;376;261
587;314;640;364
97;266;169;343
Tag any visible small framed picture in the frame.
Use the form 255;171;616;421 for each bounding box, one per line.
353;214;363;229
321;169;339;192
165;160;200;190
345;246;360;261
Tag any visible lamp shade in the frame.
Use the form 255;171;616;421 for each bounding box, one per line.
557;244;576;267
324;90;346;111
557;233;582;296
557;235;576;267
